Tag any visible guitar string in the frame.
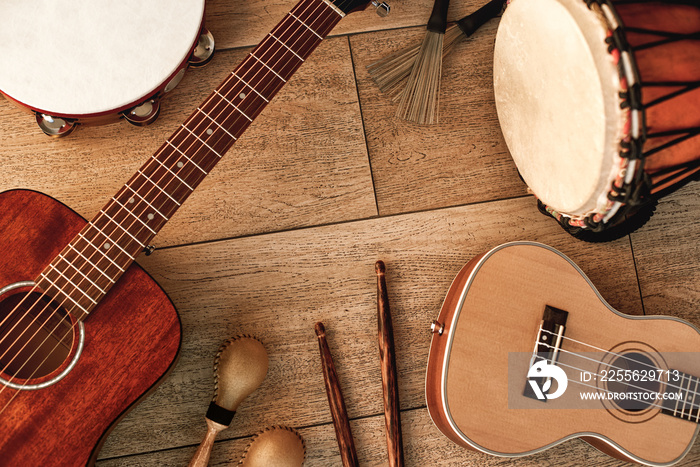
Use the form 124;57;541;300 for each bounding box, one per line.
0;0;344;410
0;0;349;361
0;0;332;359
537;327;700;395
0;0;337;410
534;338;700;402
0;0;332;391
532;350;700;418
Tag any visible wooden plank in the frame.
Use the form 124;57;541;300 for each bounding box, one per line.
96;407;700;466
205;0;485;50
349;21;528;216
630;182;700;325
95;196;641;459
0;37;376;247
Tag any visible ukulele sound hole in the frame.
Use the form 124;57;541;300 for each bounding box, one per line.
606;352;660;412
0;290;74;380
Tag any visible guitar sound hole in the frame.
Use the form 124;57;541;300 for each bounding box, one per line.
0;291;74;380
606;352;660;412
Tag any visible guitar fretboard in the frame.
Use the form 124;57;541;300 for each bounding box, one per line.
35;0;344;320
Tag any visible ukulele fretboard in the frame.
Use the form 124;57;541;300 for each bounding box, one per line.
661;370;700;423
35;0;345;320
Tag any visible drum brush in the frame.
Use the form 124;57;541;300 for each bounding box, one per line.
189;336;269;467
238;426;306;467
368;0;505;105
393;0;451;125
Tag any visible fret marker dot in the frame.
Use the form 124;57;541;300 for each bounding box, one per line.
239;92;246;99
147;213;155;220
206;128;213;135
177;161;184;168
103;243;111;250
128;197;135;204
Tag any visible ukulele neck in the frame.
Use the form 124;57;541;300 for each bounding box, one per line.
35;0;345;320
661;370;700;423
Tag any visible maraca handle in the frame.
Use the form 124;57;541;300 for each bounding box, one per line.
189;418;228;467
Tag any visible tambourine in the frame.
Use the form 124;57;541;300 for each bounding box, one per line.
494;0;699;239
0;1;215;136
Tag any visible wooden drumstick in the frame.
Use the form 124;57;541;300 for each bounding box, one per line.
238;426;306;466
189;336;269;467
376;261;404;467
315;322;359;467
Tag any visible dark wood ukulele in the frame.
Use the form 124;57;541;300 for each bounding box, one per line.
426;242;700;466
0;0;384;464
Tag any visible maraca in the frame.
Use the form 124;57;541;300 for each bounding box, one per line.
189;335;269;467
239;426;306;466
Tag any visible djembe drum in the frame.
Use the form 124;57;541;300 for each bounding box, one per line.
494;0;700;240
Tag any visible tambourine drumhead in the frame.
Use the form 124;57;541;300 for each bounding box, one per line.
0;1;205;117
494;0;626;216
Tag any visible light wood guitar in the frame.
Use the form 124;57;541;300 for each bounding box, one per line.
426;242;700;466
0;0;377;464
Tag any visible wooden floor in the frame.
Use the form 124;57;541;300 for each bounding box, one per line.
2;1;699;465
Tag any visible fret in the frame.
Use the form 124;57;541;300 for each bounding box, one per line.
180;124;225;157
320;0;345;17
55;252;107;295
46;263;98;305
268;33;304;62
681;374;692;419
150;156;194;191
195;109;237;141
231;74;270;103
250;53;287;83
123;185;169;221
694;377;700;423
673;374;684;416
66;244;116;284
136;170;182;206
38;272;90;315
213;90;254;122
111;197;157;235
166;140;210;175
84;222;137;262
77;233;125;273
288;12;323;39
98;210;147;249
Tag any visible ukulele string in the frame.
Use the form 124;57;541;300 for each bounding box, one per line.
0;0;342;409
534;339;700;402
533;351;700;417
539;327;699;390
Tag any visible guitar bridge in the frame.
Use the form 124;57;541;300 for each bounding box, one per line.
524;305;569;401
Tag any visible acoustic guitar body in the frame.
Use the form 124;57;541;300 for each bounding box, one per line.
426;242;700;466
0;189;181;465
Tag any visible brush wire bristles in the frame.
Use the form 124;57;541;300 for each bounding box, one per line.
368;24;464;102
395;30;444;125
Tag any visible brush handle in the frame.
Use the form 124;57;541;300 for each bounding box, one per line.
376;261;405;467
315;322;359;467
456;0;505;37
189;417;228;467
426;0;450;33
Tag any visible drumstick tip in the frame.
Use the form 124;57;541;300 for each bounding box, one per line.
314;322;326;338
375;260;385;275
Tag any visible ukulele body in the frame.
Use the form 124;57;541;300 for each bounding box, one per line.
426;241;700;465
0;189;181;466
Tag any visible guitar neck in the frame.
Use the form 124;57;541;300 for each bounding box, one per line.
35;0;346;320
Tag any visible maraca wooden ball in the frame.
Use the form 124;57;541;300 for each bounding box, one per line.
239;426;306;467
189;335;269;467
